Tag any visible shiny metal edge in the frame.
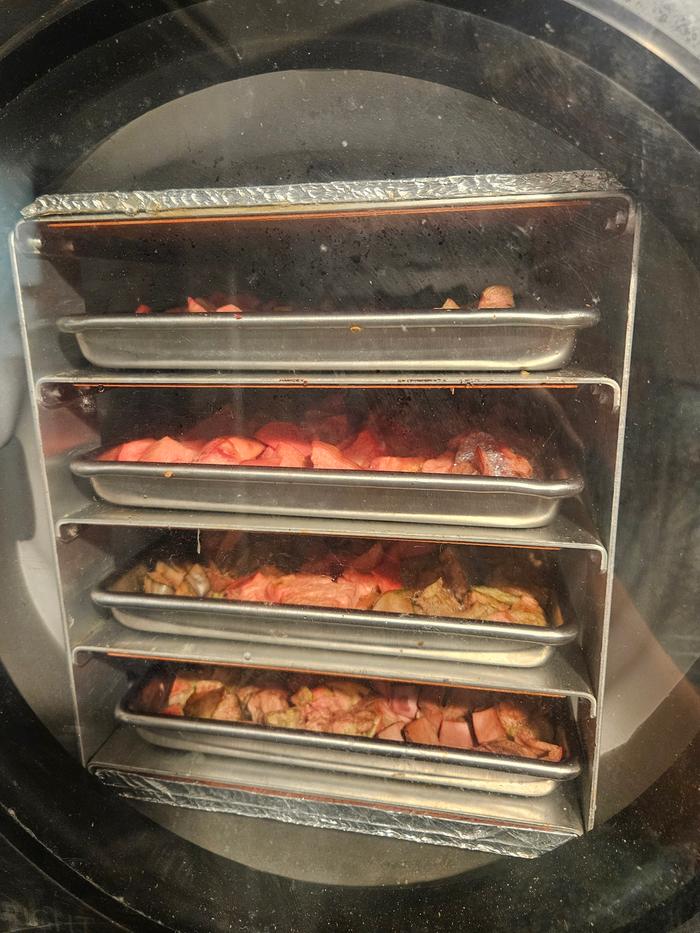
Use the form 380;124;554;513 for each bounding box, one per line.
585;205;643;829
21;171;621;219
72;617;597;713
71;454;585;499
116;677;581;781
56;504;610;573
57;308;601;331
37;372;623;412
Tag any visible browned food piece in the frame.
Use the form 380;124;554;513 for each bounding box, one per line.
265;708;303;729
371;589;414;614
211;690;243;721
184;686;225;719
438;547;470;602
464;585;547;627
441;688;474;722
478;285;515;309
329;708;381;737
403;716;439;745
495;701;563;760
413;578;465;619
475;739;541;758
377;721;405;741
472;706;507;744
440;298;460;310
417;686;446;729
390;683;419;720
439;719;474;749
242;687;290;724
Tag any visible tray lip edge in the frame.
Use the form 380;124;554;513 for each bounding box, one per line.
71;451;586;498
57;307;602;332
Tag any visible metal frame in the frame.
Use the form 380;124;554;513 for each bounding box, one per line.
20;170;622;220
10;171;641;855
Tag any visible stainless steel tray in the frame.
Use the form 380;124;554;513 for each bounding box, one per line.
117;676;581;798
94;565;577;669
71;456;584;528
57;308;600;372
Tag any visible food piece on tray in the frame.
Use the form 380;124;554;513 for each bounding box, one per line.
472;706;508;744
140;666;565;762
377;721;405;742
413;578;465;619
417;686;446;729
310;440;361;471
341;429;386;468
494;701;563;761
403;716;440;746
139;436;198;464
255;422;312;456
267;572;370;610
478;285;515;309
98;437;156;462
131;536;548;626
186;296;216;313
195;436;265;465
368;456;425;472
421;453;454;473
439;719;475;749
133;285;522;316
96;394;537;480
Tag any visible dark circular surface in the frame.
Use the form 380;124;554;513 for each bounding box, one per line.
0;2;698;930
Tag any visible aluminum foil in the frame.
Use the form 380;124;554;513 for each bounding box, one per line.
94;768;576;859
21;170;621;219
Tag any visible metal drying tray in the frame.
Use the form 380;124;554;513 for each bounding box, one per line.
71;456;584;529
94;563;578;669
116;675;582;798
57;307;600;372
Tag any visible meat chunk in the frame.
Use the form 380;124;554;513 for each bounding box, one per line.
377;722;405;742
403;717;439;746
266;573;362;610
369;456;425;473
195;436;265;464
114;438;157;461
310;441;361;471
273;442;309;468
224;570;275;602
475;739;539;758
184;686;225;719
372;590;414;614
439;719;474;749
255;422;311;456
244;688;289;724
240;446;283;467
421;453;454;474
139;437;197;464
211;690;243;721
478;285;515;309
390;683;419;720
418;686;446;729
186;296;215;313
472;706;507;744
342;429;386;468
